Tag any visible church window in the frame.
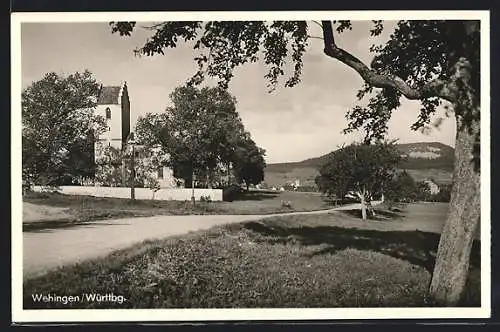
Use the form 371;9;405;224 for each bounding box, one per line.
106;107;111;119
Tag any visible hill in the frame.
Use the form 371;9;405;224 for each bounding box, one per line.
265;142;454;188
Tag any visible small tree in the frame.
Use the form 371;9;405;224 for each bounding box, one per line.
232;134;266;191
148;178;161;200
434;183;452;202
131;145;170;188
318;142;401;220
385;170;419;209
416;180;433;202
95;145;124;187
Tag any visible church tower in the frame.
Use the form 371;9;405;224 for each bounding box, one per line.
94;82;131;158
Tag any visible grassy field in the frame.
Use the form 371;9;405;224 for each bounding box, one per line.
265;167;453;189
23;202;480;308
23;191;333;231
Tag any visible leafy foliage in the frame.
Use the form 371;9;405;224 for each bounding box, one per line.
317;142;401;203
57;136;97;185
110;20;479;143
110;21;308;91
94;145;124;187
95;143;168;189
384;171;419;207
233;135;266;190
131;145;170;189
345;20;480;143
22;70;105;185
134;86;264;188
415;181;452;203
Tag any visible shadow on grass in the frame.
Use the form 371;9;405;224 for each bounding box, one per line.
231;192;281;201
23;220;131;233
341;208;405;221
243;221;481;274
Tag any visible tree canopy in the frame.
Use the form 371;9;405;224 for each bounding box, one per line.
317;141;401;219
384;170;419;207
22;70;105;186
232;135;266;190
110;20;479;149
134;85;265;188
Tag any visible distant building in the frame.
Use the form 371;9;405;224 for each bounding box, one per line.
424;179;440;195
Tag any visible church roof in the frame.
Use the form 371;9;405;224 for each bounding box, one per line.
97;86;121;105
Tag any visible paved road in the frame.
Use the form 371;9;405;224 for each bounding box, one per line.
23;207;355;279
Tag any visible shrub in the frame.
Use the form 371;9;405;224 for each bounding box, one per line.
281;200;292;208
433;184;452;202
200;195;212;203
222;184;244;202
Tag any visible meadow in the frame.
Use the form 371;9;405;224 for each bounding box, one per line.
23;202;480;308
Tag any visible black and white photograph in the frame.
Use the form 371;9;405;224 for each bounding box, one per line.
11;11;490;322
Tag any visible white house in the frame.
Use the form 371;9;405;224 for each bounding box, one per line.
423;179;441;195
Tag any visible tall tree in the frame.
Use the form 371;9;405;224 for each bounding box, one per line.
134;112;170;147
22;70;105;186
318;142;401;220
135;86;247;188
110;19;482;305
233;134;266;190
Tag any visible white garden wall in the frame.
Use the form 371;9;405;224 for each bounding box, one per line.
33;186;223;201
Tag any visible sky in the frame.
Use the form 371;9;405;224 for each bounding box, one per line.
20;21;456;164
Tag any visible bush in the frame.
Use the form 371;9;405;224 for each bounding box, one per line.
295;186;318;192
430;184;452;202
200;195;212;203
222;184;244;202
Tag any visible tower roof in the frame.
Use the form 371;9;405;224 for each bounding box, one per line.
97;86;122;105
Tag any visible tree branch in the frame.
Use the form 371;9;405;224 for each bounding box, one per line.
140;23;166;30
311;20;323;29
320;21;457;103
307;35;324;41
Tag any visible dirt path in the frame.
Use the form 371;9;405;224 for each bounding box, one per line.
23;207;351;279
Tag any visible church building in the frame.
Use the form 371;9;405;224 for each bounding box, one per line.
95;82;131;152
94;82;179;188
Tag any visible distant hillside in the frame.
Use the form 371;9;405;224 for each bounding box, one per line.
265;142;455;187
395;142;455;171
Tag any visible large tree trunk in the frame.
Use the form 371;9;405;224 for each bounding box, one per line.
429;115;480;306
